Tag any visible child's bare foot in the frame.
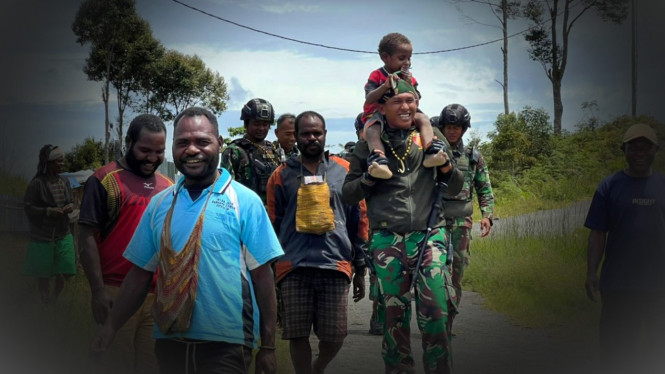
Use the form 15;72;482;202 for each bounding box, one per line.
367;150;393;179
423;140;448;168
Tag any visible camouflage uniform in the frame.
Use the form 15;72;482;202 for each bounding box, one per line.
221;138;281;205
343;126;464;374
371;228;456;373
272;140;299;163
442;141;494;308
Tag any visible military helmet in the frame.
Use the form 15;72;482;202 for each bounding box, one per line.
429;115;440;130
439;104;471;129
241;98;275;123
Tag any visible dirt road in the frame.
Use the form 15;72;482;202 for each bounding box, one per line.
309;276;598;374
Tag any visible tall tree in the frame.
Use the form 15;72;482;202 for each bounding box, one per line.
72;0;145;163
110;23;164;151
522;0;628;133
146;50;229;121
451;0;520;114
83;23;164;155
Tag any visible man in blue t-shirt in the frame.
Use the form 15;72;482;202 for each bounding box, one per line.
91;107;284;374
585;123;665;374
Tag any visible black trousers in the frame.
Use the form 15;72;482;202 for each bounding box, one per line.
599;291;665;374
155;339;253;374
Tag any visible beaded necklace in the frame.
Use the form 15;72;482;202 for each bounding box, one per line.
248;139;279;163
386;131;414;173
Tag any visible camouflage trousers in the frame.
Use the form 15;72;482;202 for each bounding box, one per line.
370;228;456;374
369;272;386;326
447;216;473;307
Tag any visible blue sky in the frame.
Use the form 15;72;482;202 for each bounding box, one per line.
1;0;663;178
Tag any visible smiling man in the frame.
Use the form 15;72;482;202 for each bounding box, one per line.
222;98;281;205
343;79;464;374
585;123;665;373
91;107;283;374
79;114;173;374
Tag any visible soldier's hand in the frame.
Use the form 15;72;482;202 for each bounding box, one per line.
480;218;492;237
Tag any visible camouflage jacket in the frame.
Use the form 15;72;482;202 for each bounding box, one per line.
273;140;299;163
221;137;281;204
442;141;495;222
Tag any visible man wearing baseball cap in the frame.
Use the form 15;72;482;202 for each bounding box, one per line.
584;123;664;374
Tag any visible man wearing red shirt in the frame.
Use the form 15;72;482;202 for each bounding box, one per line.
79;114;173;374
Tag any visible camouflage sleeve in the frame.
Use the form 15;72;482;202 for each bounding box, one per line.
220;144;240;180
473;152;495;220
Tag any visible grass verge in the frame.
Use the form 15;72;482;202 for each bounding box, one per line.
463;227;601;343
0;232;293;374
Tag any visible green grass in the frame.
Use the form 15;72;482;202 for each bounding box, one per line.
0;233;293;373
0;169;28;196
463;227;601;342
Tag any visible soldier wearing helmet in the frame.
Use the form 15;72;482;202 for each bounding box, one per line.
221;98;281;205
436;103;495;335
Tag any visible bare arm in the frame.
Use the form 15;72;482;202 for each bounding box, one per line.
364;74;396;106
79;224;113;324
251;263;277;374
91;265;152;352
586;230;606;302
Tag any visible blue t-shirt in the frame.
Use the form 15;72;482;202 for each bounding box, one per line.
124;168;284;346
584;171;665;292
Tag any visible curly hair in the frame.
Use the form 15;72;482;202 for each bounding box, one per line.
125;114;166;145
378;32;412;55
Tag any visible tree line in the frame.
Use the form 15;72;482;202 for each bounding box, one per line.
72;0;229;163
479;106;663;216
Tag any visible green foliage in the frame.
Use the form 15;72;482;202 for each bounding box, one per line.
147;50;229;121
224;125;246;145
487;110;663;218
64;137;105;172
72;0;146;162
464;228;600;339
227;125;246;138
1;233;293;373
0;170;28;196
485;107;552;179
73;0;229;157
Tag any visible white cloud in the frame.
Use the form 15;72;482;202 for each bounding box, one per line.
208;0;325;14
260;2;324;14
170;43;508;129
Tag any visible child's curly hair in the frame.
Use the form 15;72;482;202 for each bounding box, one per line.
378;33;412;55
